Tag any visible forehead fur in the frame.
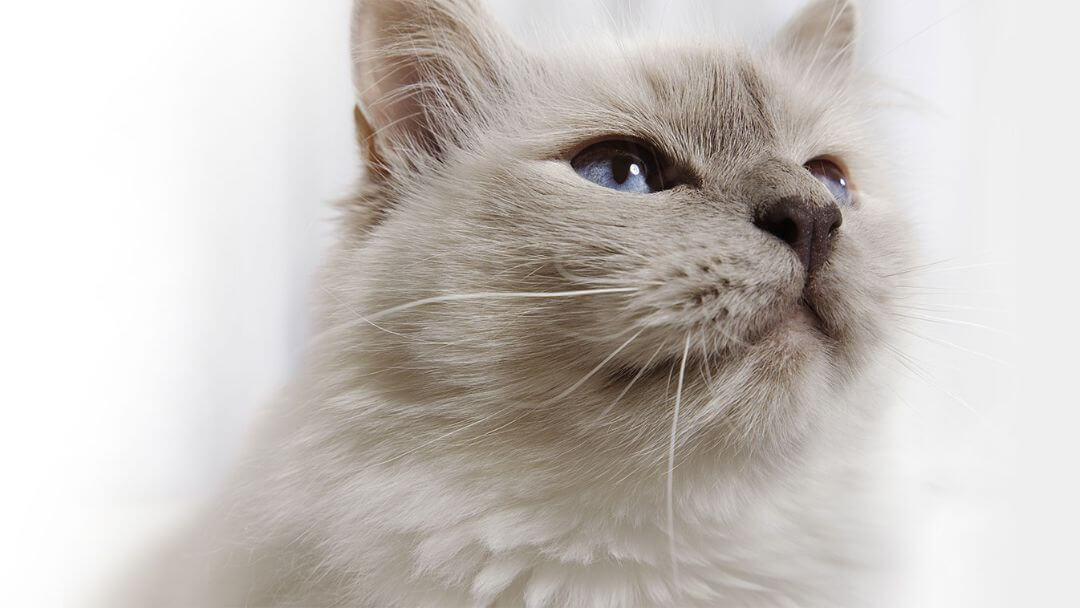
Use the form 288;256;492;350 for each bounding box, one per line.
501;44;870;179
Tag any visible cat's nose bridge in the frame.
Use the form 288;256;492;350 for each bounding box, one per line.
734;157;842;278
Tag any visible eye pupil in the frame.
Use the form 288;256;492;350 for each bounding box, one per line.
612;155;632;184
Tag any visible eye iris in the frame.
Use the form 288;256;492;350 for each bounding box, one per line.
571;141;664;194
804;158;852;205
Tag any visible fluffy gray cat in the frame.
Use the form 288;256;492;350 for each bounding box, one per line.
125;0;915;605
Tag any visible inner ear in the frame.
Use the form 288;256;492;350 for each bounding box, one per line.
351;0;527;170
772;0;857;74
353;104;388;182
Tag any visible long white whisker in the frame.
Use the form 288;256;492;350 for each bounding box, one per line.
667;333;691;593
699;341;716;390
869;3;969;67
885;261;1004;277
320;284;413;341
891;311;1013;336
598;342;666;420
551;327;647;401
364;287;640;322
898;327;1012;367
881;341;982;418
553;261;661;287
894;285;1004;297
893;302;1009;315
881;256;961;276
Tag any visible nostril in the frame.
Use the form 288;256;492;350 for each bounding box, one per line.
825;207;843;236
755;216;800;247
754;197;813;249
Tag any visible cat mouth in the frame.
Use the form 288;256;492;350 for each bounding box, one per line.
785;289;852;353
786;295;840;343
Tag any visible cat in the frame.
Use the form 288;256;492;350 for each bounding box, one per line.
123;0;915;605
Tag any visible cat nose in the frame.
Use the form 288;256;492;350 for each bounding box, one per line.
754;197;842;277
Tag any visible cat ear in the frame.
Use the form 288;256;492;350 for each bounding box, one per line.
772;0;857;74
351;0;524;174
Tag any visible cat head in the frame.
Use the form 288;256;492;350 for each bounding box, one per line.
330;0;911;475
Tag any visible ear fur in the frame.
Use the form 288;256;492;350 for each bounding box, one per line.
773;0;858;75
351;0;524;175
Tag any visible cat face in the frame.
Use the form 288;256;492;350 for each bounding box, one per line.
335;0;911;470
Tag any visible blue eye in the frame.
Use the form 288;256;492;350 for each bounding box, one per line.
571;140;665;194
804;158;853;206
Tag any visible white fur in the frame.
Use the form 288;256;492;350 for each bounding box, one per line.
120;1;917;605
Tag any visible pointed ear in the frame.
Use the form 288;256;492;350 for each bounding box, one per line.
351;0;523;174
772;0;857;74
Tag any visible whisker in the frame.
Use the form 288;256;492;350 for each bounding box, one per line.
550;327;647;402
880;256;961;277
891;311;1013;336
319;284;414;341
667;333;691;594
611;361;681;492
898;327;1012;367
883;259;1002;278
901;261;1005;276
712;322;748;348
521;263;547;279
699;339;716;391
893;302;1009;315
894;285;1005;297
598;342;667;420
364;287;641;322
553;261;661;286
880;341;983;418
869;3;970;67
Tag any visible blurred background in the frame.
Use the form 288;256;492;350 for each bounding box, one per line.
0;0;1071;605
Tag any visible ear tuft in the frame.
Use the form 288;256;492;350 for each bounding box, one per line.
773;0;858;74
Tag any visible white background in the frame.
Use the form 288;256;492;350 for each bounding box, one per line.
0;0;1072;605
